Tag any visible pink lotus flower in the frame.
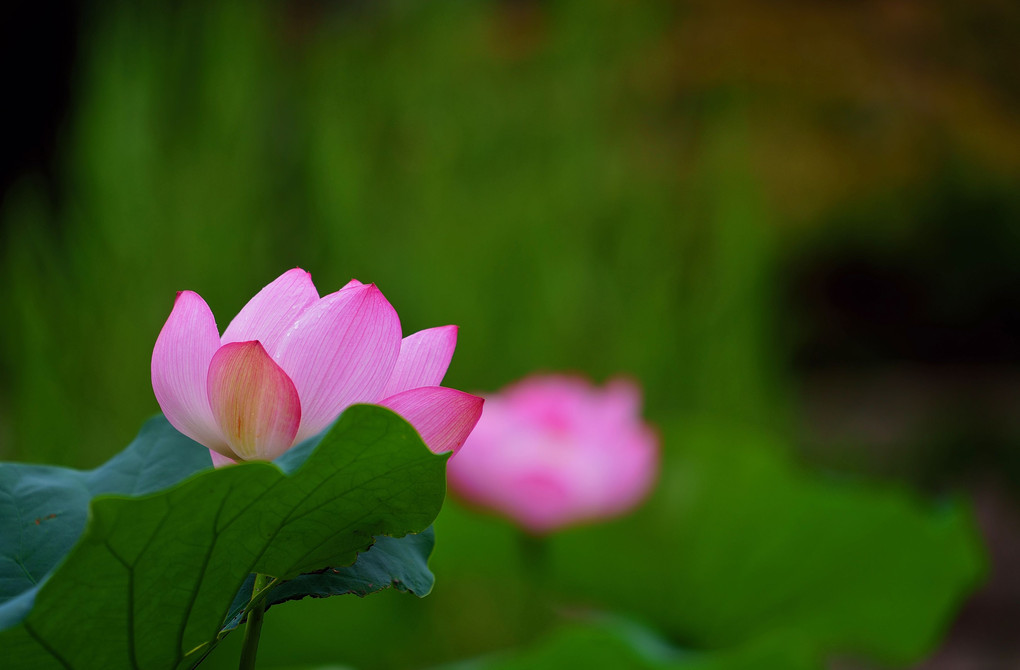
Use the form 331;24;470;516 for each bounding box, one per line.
447;374;658;534
151;268;483;464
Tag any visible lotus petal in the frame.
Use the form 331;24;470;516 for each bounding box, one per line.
382;325;458;398
221;268;319;355
379;386;483;455
151;291;232;457
276;284;402;442
209;449;236;468
207;341;302;461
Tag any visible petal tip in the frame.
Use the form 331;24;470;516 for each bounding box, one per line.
380;386;483;456
173;289;197;304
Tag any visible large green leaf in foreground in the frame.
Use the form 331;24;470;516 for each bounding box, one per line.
0;405;447;669
221;530;437;632
0;415;213;625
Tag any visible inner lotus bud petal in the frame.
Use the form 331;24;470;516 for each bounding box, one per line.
207;341;302;461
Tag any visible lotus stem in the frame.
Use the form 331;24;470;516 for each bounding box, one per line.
238;573;273;670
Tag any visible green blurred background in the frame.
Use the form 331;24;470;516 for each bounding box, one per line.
2;1;1018;668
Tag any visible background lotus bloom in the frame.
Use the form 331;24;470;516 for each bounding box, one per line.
447;374;658;534
152;268;483;463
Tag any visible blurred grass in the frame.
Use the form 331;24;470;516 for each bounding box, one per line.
0;0;784;466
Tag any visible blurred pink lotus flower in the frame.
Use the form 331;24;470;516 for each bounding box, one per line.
151;268;483;464
447;374;658;534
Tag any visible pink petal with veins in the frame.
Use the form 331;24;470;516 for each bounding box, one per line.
379;386;483;455
207;341;302;461
221;268;319;356
382;325;458;398
151;291;232;458
275;283;402;441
